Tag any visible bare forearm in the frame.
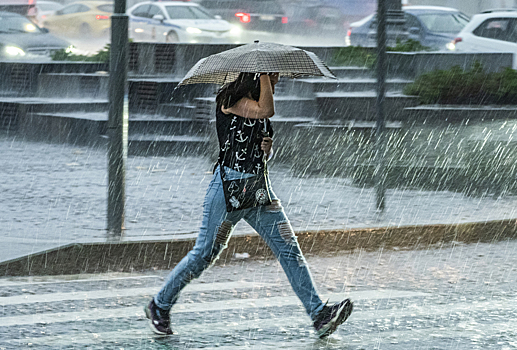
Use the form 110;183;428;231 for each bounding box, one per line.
222;74;276;119
257;75;274;117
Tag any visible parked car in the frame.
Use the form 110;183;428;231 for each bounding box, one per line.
347;6;469;50
42;1;112;37
194;0;288;33
35;1;63;27
127;1;242;43
282;1;345;36
0;11;70;59
447;11;517;68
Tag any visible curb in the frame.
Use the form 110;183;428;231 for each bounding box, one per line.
1;219;516;276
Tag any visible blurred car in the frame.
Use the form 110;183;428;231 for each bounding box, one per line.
127;1;241;43
35;1;63;27
282;1;345;36
447;11;517;68
0;0;37;21
345;13;373;46
195;0;288;33
347;6;469;50
480;8;517;14
43;1;112;37
0;11;70;59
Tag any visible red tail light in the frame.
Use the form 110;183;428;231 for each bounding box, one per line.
235;12;251;23
347;28;352;37
453;37;462;44
96;15;110;20
282;16;288;24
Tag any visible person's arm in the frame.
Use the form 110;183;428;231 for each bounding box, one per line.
222;74;275;119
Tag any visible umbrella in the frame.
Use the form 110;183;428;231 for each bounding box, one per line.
177;41;336;86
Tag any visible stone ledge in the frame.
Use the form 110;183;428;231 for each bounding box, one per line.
1;219;515;277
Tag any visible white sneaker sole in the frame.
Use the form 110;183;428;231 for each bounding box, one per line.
148;319;170;336
317;300;353;338
144;304;171;336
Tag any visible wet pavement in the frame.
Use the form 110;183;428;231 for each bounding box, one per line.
1;239;516;349
2;131;517;262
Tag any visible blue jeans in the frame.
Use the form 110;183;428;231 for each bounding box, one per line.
154;166;324;320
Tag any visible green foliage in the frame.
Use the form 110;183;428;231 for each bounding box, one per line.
404;62;517;105
331;46;376;68
51;44;111;63
332;39;430;67
387;39;429;52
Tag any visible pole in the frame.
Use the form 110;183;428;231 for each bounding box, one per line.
375;0;387;212
107;0;128;235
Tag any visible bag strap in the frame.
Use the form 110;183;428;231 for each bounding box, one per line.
219;163;226;180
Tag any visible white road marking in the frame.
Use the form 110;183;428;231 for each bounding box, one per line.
0;273;162;287
8;298;516;348
0;290;427;327
0;281;272;306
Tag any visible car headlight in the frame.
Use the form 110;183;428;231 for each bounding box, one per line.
25;23;37;32
446;42;455;51
230;26;241;36
65;45;78;54
186;27;202;34
5;46;25;56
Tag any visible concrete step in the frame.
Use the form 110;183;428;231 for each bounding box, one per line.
0;61;108;97
128;134;212;156
0;98;108;132
274;96;317;117
19;112;213;155
281;78;413;97
20;112;107;145
37;73;109;99
155;103;197;118
403;105;517;123
128;78;217;115
316;92;418;121
29;72;216;102
328;66;373;79
129;117;211;136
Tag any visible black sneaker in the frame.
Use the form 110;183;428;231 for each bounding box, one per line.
313;298;353;338
144;299;173;335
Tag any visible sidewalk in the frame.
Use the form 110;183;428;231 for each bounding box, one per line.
2;132;517;267
1;240;516;349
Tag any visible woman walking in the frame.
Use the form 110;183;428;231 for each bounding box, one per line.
145;72;353;338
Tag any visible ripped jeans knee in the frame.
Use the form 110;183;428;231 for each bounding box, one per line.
202;220;234;267
278;220;297;245
266;200;283;213
276;220;308;267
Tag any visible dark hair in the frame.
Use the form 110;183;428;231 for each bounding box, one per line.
216;72;261;109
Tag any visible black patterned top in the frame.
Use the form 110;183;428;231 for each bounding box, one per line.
216;106;273;174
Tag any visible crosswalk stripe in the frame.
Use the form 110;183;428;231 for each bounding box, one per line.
9;298;516;348
0;290;427;327
0;281;271;306
0;273;162;287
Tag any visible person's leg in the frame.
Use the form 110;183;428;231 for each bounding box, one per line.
154;166;245;311
243;199;324;321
